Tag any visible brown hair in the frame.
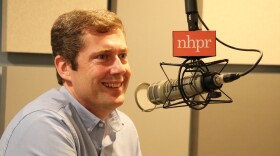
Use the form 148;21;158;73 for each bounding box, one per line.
51;9;124;85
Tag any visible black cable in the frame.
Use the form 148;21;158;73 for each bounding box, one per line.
197;14;263;77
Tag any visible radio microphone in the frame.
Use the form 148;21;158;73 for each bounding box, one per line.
134;0;263;112
134;59;243;111
147;73;239;105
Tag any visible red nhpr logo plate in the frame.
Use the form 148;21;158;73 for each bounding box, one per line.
173;31;216;57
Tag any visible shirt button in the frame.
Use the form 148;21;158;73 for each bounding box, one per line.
87;128;92;132
98;122;104;128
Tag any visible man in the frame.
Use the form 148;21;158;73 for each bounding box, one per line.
0;9;142;156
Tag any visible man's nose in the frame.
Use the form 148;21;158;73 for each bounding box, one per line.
110;56;126;74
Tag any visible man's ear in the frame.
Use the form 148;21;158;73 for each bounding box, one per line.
54;55;72;82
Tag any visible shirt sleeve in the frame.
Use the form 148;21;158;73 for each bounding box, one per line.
4;110;77;156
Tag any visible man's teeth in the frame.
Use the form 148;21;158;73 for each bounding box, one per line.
103;83;122;88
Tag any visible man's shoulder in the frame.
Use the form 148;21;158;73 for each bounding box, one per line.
24;88;69;113
4;88;72;130
0;89;77;155
5;88;73;135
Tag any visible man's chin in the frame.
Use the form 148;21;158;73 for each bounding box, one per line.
112;96;125;107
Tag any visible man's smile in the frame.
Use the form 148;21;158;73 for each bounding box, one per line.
102;82;123;88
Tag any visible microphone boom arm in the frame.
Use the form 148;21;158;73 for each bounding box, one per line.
185;0;200;31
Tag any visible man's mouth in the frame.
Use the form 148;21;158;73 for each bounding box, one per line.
102;82;123;88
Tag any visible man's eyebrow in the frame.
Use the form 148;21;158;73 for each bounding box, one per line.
96;49;112;53
91;49;113;56
89;48;128;58
100;47;129;54
96;47;128;53
120;47;129;53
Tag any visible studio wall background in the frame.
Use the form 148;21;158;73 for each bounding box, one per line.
1;0;280;156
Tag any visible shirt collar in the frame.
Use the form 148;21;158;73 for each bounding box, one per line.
59;86;123;133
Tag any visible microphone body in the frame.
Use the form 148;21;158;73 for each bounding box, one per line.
147;73;224;105
148;75;203;104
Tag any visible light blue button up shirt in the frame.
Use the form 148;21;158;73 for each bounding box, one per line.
0;87;142;156
60;87;123;154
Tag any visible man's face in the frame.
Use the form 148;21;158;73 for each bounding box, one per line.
67;29;131;116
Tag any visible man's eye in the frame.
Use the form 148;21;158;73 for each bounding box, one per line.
97;54;108;60
119;53;127;59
